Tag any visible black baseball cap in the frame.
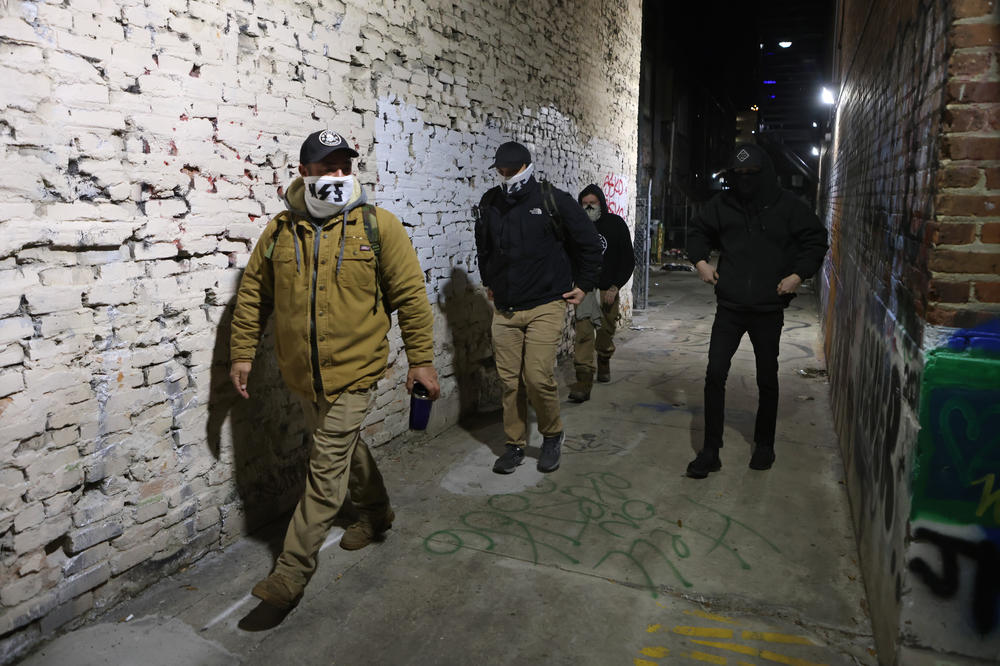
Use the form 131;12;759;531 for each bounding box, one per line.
728;144;766;171
490;141;532;169
300;129;359;164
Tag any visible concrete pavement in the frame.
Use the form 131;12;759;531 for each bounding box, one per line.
19;269;877;665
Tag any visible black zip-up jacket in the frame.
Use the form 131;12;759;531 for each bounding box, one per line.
686;146;828;312
476;176;603;311
578;184;635;290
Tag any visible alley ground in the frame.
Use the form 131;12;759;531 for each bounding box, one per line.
19;269;878;665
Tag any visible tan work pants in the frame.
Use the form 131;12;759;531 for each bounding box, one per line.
573;291;620;386
274;389;389;586
491;300;566;443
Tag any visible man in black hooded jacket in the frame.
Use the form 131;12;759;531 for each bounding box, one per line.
568;184;635;402
476;141;603;475
685;143;828;478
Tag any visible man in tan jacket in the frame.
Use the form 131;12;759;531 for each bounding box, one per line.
230;129;439;610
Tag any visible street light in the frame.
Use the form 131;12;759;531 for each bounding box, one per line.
811;146;820;156
778;41;792;48
821;87;836;105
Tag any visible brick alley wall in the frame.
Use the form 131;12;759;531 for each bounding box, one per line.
0;0;641;659
820;0;1000;663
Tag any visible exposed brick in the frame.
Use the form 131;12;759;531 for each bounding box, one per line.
937;166;982;188
949;51;992;78
39;592;93;634
928;279;971;302
926;304;1000;327
983;222;1000;243
935;194;1000;216
928;249;1000;273
56;563;110;603
975;280;1000;302
947;81;1000;103
943;106;987;132
953;0;998;18
65;520;123;554
942;135;1000;159
928;222;978;245
951;22;1000;48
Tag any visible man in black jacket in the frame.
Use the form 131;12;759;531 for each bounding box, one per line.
476;141;603;474
685;144;828;478
568;184;635;402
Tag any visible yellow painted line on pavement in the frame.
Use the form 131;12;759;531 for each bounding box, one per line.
742;631;817;645
689;650;728;664
639;646;670;658
684;609;741;624
673;626;734;638
646;623;663;633
634;659;658;666
760;649;827;666
690;639;756;656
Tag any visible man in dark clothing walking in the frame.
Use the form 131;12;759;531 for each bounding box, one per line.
568;184;635;402
685;143;828;478
475;141;603;474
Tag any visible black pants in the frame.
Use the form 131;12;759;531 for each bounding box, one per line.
703;305;784;450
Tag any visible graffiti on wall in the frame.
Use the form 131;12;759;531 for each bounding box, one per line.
907;321;1000;646
602;173;628;219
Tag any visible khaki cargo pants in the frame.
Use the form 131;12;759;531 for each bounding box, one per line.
274;389;389;586
491;299;566;444
573;290;620;388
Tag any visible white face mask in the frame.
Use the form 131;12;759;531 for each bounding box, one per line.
500;163;534;194
303;174;356;218
583;204;601;222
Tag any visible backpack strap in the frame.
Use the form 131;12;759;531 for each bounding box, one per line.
263;214;288;259
361;204;385;314
539;180;566;243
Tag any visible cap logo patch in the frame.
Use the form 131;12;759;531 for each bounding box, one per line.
737;149;750;162
318;130;343;147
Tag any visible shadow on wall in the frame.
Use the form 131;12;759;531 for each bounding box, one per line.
206;289;308;554
439;268;501;422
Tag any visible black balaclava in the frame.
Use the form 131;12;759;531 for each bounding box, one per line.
727;144;779;205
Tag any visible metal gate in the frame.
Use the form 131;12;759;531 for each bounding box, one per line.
631;180;652;310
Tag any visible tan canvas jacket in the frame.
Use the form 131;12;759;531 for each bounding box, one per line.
230;178;433;401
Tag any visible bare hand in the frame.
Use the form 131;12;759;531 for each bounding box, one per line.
695;260;718;285
777;273;802;295
562;286;586;305
230;361;252;399
601;288;618;306
407;365;441;399
486;288;493;301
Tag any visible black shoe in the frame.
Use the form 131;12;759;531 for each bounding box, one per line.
596;357;611;383
749;445;775;470
538;432;564;473
686;448;721;479
493;444;525;474
568;389;590;403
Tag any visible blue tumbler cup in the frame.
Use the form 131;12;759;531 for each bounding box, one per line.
409;381;432;430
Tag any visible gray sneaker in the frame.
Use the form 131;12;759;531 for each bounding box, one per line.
493;444;525;474
538;432;564;473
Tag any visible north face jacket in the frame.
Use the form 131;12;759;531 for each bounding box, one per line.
475;176;602;311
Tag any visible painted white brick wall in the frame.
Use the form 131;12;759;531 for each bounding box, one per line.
0;0;640;656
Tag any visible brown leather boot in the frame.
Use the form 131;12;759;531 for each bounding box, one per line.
341;506;395;550
597;356;611;383
251;572;304;609
569;368;592;402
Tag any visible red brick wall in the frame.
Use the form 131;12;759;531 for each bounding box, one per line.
821;0;1000;663
930;0;1000;325
819;0;949;662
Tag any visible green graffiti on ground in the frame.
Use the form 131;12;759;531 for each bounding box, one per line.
911;349;1000;527
423;472;780;597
